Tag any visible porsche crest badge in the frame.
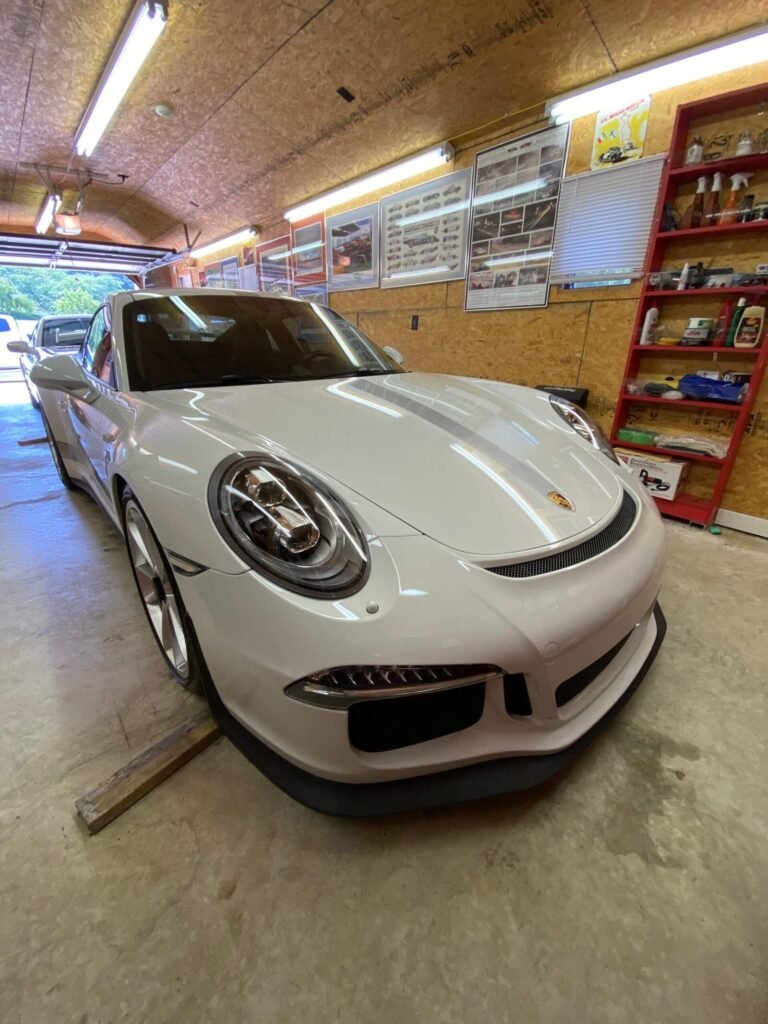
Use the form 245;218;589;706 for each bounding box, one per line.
547;491;574;510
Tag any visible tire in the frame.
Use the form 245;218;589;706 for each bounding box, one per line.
121;488;204;692
41;412;75;490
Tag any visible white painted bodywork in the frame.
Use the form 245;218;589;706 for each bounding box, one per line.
33;289;667;785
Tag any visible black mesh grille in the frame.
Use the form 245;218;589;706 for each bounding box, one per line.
487;490;637;580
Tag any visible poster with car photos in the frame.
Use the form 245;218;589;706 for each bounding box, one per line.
325;203;379;291
380;169;471;288
294;283;328;305
290;215;326;285
256;235;292;296
465;123;569;310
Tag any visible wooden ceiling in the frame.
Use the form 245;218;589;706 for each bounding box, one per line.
1;0;766;250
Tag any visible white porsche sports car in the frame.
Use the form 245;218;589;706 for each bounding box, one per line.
31;288;666;814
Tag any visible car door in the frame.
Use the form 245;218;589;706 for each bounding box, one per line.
67;306;117;497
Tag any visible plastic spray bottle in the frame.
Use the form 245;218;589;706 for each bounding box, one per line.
682;176;708;228
720;173;753;225
703;172;723;226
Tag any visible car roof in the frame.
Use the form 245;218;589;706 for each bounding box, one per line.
120;287;306;303
38;314;92;323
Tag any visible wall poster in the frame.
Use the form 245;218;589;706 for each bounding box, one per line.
591;96;649;170
290;215;326;285
379;169;471;288
202;263;223;288
294;283;329;305
220;256;240;288
465;123;569;311
325;203;379;291
256;235;292;296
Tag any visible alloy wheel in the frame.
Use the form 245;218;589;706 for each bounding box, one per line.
124;499;189;679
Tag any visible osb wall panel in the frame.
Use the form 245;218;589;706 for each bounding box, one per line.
327;62;768;520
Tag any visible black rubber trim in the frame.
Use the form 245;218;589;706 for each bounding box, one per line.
200;604;667;817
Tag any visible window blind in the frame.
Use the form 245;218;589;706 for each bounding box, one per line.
550;155;665;285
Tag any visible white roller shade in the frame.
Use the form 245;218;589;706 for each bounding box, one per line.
550;155;665;285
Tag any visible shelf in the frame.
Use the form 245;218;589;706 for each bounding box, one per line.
620;394;742;412
611;439;725;465
657;219;768;240
642;287;768;298
631;345;760;356
653;492;712;525
668;152;768;183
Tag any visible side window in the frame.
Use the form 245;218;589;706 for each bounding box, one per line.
82;308;105;373
92;335;114;385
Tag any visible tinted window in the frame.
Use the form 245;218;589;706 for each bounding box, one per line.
82;309;106;373
41;318;90;348
122;294;404;391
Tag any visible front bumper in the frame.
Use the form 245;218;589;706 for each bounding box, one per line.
178;482;668;812
202;604;665;816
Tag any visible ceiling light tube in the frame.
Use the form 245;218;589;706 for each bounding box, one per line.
283;144;455;222
190;226;258;259
547;24;768;123
35;194;62;235
74;0;168;157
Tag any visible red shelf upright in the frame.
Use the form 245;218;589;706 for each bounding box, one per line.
610;82;768;527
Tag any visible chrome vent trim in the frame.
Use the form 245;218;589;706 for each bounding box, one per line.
285;664;500;709
487;490;637;580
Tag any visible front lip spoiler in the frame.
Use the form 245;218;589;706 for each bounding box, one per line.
201;604;667;817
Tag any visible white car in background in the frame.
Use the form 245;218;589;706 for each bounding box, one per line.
9;314;91;405
31;289;667;815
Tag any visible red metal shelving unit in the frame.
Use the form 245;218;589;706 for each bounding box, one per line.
610;82;768;527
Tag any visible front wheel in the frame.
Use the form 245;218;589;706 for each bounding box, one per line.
122;489;203;692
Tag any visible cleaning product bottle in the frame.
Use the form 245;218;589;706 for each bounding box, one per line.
733;304;766;348
703;172;723;226
725;297;747;347
681;176;708;228
720;173;753;225
677;262;690;291
639;305;658;345
712;299;734;347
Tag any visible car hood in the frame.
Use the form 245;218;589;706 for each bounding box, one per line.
147;373;624;557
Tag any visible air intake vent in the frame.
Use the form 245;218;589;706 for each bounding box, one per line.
487;490;637;580
285;664;500;708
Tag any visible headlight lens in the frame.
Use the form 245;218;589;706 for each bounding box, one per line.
209;453;369;598
549;395;619;463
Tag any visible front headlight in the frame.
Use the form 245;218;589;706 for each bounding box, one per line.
208;453;369;598
549;395;619;464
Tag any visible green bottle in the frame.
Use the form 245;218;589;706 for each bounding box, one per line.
725;297;747;348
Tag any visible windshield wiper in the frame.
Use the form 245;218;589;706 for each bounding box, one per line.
150;374;275;390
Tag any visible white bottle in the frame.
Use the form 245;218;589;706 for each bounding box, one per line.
639;306;659;345
677;263;690;291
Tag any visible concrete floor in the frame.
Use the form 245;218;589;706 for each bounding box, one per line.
0;378;766;1024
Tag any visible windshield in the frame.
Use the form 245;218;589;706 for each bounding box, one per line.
42;318;90;348
123;294;404;391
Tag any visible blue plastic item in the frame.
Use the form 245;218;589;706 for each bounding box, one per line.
678;374;746;404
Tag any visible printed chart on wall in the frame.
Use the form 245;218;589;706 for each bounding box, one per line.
466;123;569;311
380;169;471;288
294;283;328;305
256;236;292;296
326;203;379;291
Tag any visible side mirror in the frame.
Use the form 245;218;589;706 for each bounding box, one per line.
7;339;32;354
383;345;404;365
30;353;98;403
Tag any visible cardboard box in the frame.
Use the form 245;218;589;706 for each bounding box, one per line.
615;450;688;501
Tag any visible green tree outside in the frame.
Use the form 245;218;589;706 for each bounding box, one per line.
0;267;134;319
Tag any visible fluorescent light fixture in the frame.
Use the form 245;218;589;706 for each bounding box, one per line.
548;24;768;123
190;226;257;259
284;144;454;222
473;179;545;208
74;0;168;157
389;265;450;279
35;194;61;235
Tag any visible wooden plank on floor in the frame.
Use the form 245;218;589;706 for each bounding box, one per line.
75;709;220;834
